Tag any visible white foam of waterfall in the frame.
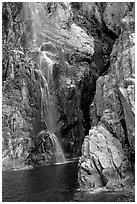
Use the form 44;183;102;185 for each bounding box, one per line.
49;133;66;163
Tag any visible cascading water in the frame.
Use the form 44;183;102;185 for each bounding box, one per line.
23;2;66;164
49;133;66;163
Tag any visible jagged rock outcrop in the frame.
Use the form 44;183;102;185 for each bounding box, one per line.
79;123;126;189
78;3;135;189
94;3;135;156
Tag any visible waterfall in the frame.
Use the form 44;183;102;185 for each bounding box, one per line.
49;133;66;163
24;2;66;164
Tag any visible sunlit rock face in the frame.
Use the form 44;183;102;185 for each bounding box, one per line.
79;3;135;189
92;4;135;152
79;124;125;189
22;3;95;54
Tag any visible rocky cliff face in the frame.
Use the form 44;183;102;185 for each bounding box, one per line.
78;2;135;189
2;2;134;177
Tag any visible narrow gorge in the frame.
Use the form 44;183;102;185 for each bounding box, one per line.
2;2;135;201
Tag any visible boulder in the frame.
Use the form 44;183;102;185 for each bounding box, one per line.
79;124;127;189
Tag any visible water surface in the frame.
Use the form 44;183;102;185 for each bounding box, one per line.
3;162;78;202
2;162;135;202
